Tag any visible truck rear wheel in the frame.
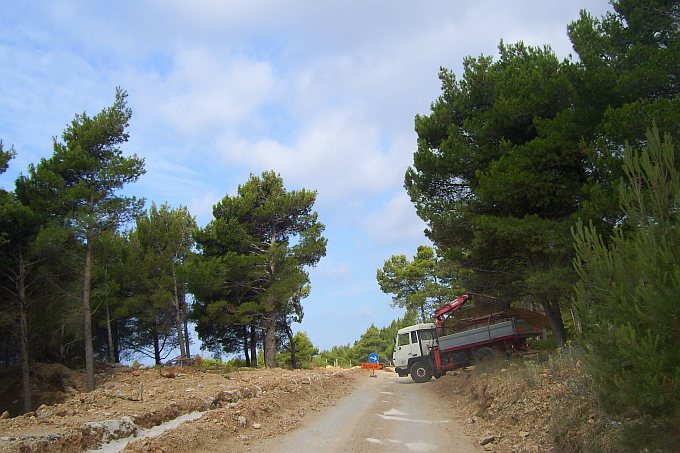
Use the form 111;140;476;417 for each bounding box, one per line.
473;347;496;363
410;361;432;383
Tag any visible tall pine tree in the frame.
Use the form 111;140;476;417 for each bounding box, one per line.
16;89;145;390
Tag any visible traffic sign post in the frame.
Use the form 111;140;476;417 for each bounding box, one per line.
361;353;381;378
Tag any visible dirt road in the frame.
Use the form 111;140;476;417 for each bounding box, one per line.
244;370;480;453
1;366;483;453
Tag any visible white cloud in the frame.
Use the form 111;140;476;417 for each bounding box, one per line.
219;111;404;203
126;49;276;139
364;192;428;246
187;191;221;226
131;157;220;221
309;259;352;283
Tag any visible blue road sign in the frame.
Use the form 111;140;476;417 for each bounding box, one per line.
368;352;379;364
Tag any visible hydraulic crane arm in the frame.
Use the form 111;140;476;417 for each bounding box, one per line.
433;294;473;330
433;293;498;331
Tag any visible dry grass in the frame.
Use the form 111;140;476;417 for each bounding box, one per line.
431;349;625;452
463;348;680;452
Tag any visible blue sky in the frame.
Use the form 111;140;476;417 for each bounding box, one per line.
0;1;613;354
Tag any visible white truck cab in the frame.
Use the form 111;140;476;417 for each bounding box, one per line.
392;323;437;381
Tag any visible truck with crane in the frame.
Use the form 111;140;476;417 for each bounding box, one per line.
392;294;545;383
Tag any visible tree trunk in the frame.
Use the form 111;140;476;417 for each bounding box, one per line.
264;314;277;368
183;319;191;358
83;234;95;391
249;325;257;368
181;286;191;357
113;328;120;363
171;266;186;358
59;324;66;363
105;304;116;363
262;229;280;369
285;325;297;369
152;326;161;366
17;251;32;413
541;299;567;346
243;325;250;367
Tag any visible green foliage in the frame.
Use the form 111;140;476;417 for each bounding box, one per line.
90;230;130;362
194;357;234;372
526;336;558;351
405;42;585;344
377;245;460;322
191;171;326;367
0;141;15;175
224;357;248;368
612;418;680;453
345;317;414;365
314;317;415;368
404;2;680;348
569;1;680;105
277;331;318;369
12;88;146;389
574;129;680;436
350;325;385;364
126;203;197;361
16;88;146;236
568;0;680;233
315;344;354;368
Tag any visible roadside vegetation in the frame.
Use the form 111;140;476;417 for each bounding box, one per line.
437;348;609;452
440;343;678;453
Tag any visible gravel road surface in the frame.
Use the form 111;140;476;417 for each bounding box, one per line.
248;370;480;453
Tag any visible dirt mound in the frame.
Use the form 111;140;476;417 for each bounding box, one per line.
0;366;359;453
32;363;84;390
0;363;86;417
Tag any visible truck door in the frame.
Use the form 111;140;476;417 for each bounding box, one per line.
393;331;417;368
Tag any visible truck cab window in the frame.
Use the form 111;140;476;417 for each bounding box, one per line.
419;329;434;341
411;331;418;343
398;333;410;347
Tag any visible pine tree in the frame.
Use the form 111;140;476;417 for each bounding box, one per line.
574;128;680;443
16;89;145;390
193;171;326;368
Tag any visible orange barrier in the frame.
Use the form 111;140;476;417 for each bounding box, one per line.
361;363;383;370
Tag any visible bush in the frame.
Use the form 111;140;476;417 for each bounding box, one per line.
194;356;243;372
224;357;248;368
527;336;558;351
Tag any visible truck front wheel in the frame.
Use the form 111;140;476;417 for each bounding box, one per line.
410;361;432;383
